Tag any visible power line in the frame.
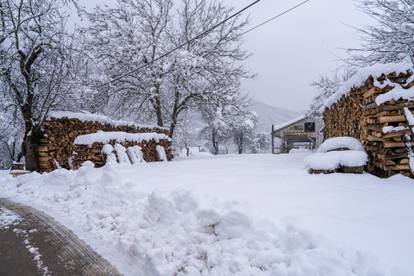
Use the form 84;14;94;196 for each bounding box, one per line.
238;0;311;37
97;0;262;88
97;0;312;88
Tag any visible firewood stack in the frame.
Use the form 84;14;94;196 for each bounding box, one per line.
36;114;172;172
324;70;414;178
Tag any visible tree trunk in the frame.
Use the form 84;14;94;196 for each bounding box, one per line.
237;132;244;154
151;84;164;127
22;126;42;172
185;143;190;157
154;96;164;127
212;129;219;155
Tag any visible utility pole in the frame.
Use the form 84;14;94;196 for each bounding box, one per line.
271;125;275;154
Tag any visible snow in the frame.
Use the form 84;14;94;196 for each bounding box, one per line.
156;145;167;162
273;115;307;132
0;207;21;229
383;126;408;134
304;151;368;171
114;144;130;164
74;131;171;145
49;111;168;130
403;107;414;127
403;135;414;173
101;144;117;164
102;144;114;155
317;137;365;152
127;146;145;164
376;85;414;105
324;61;413;108
1;154;413;275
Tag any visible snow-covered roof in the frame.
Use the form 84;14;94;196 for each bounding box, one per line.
323;62;413;109
48;111;168;130
273;115;308;132
74;131;171;145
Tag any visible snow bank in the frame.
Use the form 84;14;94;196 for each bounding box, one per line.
49;111;167;130
0;166;382;276
74;131;171;145
317;137;364;153
324;62;413;109
304;151;368;171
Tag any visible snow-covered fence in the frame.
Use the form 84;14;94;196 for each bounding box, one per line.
322;62;414;178
36;112;172;172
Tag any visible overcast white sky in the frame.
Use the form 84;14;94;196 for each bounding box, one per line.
76;0;373;112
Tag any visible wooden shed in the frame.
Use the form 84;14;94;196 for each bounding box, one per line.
271;116;323;153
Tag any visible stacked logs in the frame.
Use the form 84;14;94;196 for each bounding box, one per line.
37;115;172;172
324;71;414;178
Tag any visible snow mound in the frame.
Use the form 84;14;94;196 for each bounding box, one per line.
49;111;168;130
324;62;413;109
0;167;383;276
74;131;171;145
305;151;368;171
318;137;364;153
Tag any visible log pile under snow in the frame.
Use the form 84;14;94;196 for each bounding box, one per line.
323;62;414;178
37;112;172;172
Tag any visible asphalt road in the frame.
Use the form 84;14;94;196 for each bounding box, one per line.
0;199;120;276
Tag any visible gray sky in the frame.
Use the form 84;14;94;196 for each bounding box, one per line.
77;0;372;112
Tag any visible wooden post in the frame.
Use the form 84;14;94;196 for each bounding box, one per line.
271;125;275;154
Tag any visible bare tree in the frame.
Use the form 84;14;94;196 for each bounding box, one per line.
83;0;251;139
309;67;355;116
0;0;88;171
349;0;414;65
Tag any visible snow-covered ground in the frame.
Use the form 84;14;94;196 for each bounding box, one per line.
1;153;413;275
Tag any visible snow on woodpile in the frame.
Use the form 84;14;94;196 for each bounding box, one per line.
305;151;368;171
74;131;170;145
305;137;368;173
317;137;364;153
323;62;414;178
323;61;413;109
49;111;167;131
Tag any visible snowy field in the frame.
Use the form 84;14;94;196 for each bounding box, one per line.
1;153;413;275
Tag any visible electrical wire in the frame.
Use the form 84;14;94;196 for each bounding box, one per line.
97;0;262;88
97;0;312;88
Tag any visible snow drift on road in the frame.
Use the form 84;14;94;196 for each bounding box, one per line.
0;162;383;276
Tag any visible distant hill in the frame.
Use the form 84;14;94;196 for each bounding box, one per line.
247;101;301;133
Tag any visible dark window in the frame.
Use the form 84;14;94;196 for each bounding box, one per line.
304;122;315;133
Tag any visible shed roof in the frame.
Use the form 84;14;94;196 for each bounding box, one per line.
273;115;308;132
